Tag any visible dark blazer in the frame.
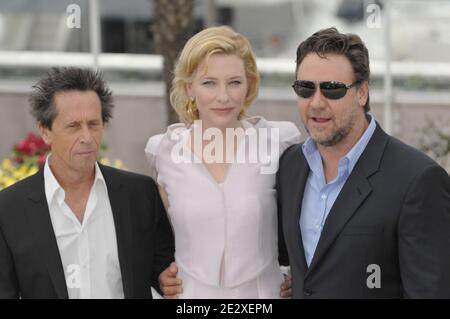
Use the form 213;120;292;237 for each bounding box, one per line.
277;123;450;298
0;163;174;299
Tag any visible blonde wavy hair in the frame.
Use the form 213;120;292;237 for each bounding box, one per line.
170;25;260;124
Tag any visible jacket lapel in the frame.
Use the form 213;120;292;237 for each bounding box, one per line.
306;124;389;276
100;164;134;299
284;145;310;276
25;169;68;299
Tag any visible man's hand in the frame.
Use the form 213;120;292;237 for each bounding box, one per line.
159;262;183;298
280;274;292;298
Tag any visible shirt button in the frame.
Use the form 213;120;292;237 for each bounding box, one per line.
321;194;327;200
304;288;313;297
315;225;320;229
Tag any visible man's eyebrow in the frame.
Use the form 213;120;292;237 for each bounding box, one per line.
65;120;80;125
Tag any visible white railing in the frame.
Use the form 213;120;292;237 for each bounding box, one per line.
2;51;450;78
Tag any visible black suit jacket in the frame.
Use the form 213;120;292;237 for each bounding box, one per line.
277;123;450;298
0;163;174;299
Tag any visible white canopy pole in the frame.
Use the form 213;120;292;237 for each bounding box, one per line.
205;0;217;27
89;0;101;69
383;0;393;134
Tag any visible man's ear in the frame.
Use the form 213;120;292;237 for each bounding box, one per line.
358;81;369;108
38;123;51;145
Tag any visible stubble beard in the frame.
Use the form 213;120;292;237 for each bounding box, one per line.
306;108;358;147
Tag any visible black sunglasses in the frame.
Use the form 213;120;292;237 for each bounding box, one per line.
292;80;360;100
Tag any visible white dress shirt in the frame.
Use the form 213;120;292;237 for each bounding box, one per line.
44;157;124;299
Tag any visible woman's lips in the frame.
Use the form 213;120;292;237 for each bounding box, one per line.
211;107;234;114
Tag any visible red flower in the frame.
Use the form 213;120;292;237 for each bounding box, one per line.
14;132;49;156
15;138;29;155
37;153;47;167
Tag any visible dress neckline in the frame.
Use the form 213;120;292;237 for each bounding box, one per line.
185;119;260;186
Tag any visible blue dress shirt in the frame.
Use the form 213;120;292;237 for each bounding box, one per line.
300;116;376;266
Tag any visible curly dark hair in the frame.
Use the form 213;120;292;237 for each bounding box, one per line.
295;27;371;113
29;67;114;129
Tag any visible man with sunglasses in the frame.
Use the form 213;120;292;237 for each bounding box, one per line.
277;27;450;298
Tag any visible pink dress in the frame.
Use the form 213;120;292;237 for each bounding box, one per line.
145;117;300;298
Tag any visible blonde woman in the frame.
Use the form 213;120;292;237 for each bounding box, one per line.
145;26;299;298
